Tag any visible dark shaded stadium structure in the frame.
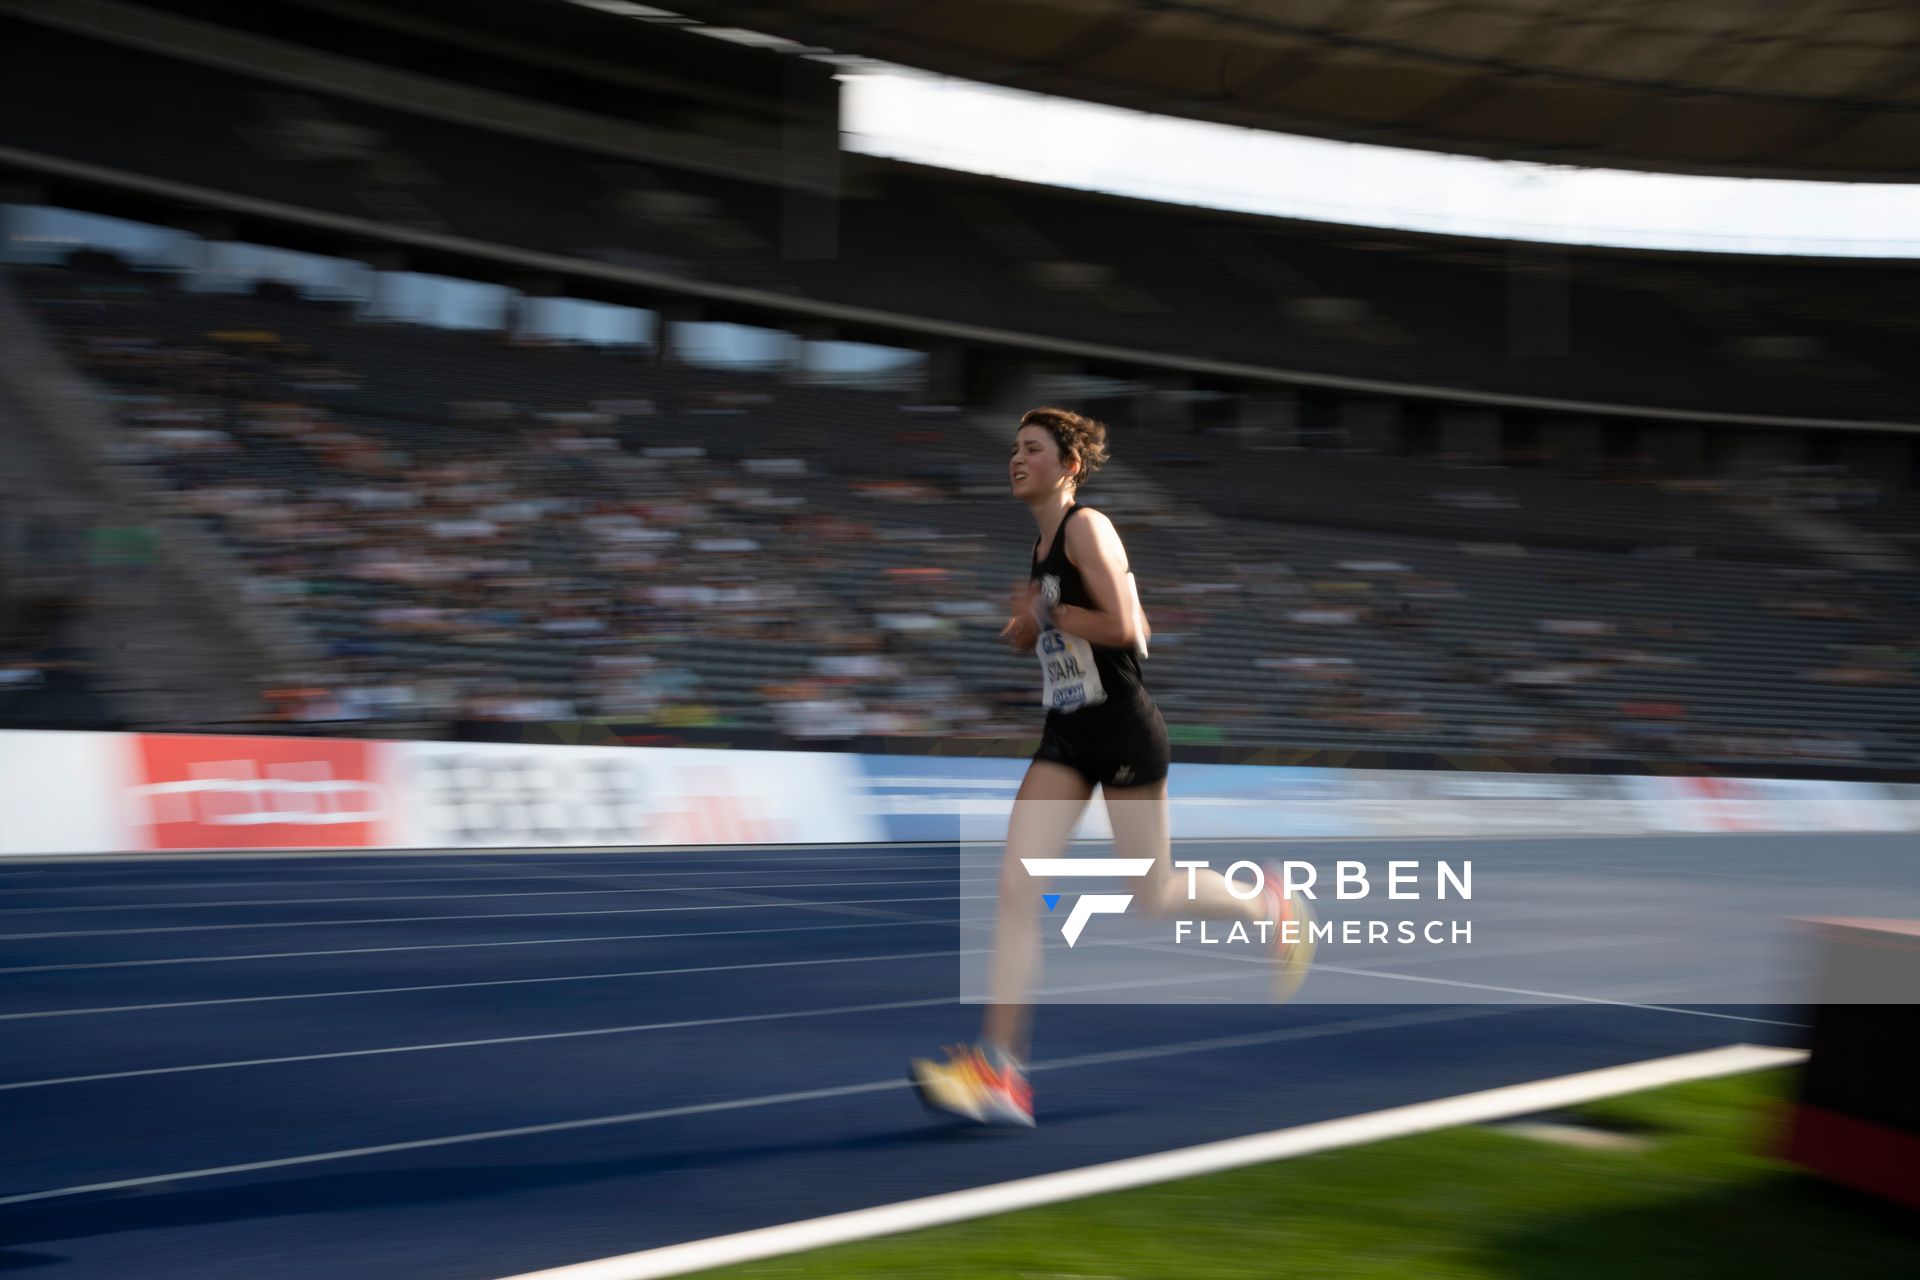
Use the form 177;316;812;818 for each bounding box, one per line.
0;0;1916;775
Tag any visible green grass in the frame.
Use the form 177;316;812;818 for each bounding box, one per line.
700;1070;1918;1279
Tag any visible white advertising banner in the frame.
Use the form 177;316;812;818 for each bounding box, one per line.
0;730;135;854
386;741;884;849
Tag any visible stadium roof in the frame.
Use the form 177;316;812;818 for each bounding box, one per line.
664;0;1920;182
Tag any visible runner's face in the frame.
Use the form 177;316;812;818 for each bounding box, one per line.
1010;426;1074;499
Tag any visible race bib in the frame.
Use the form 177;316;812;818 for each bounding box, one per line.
1037;626;1106;712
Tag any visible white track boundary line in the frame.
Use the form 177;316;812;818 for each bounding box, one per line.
495;1043;1807;1280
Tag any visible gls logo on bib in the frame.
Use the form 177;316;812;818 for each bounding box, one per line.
1036;574;1107;712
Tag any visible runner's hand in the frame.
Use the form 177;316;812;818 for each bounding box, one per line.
1003;581;1041;650
1001;612;1039;651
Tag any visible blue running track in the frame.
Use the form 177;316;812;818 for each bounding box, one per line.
0;837;1816;1279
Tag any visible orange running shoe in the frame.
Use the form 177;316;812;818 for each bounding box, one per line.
908;1043;1034;1126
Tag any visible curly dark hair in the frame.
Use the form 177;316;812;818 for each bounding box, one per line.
1019;406;1110;490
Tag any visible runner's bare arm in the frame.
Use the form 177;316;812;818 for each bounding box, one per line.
1055;509;1144;650
1125;571;1152;654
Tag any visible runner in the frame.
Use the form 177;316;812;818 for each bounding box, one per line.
910;407;1313;1126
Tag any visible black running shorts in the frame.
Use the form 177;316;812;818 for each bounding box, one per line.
1032;690;1171;789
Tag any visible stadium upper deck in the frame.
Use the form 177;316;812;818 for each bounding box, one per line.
1;15;1917;427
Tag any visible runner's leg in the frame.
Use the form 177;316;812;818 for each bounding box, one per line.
1107;778;1264;924
981;759;1092;1061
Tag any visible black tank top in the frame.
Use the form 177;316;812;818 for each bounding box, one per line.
1031;504;1146;707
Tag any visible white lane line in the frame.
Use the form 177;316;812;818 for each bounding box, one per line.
1094;930;1808;1030
1306;964;1807;1028
0;830;1876;874
492;1043;1807;1280
3;831;1833;873
0;861;947;896
0;1080;906;1208
0;893;983;941
1527;855;1908;894
0;919;936;976
0;947;981;1021
1029;1006;1498;1072
0;852;958;887
0;968;1407;1092
0;876;951;916
0;996;957;1093
0;841;973;870
0;830;1666;880
0;1006;1503;1206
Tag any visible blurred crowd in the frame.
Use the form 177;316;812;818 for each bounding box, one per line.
4;264;1918;766
22;280;1008;736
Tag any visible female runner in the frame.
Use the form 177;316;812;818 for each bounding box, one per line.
911;407;1311;1126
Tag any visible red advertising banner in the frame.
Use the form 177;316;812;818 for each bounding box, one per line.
131;734;386;850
